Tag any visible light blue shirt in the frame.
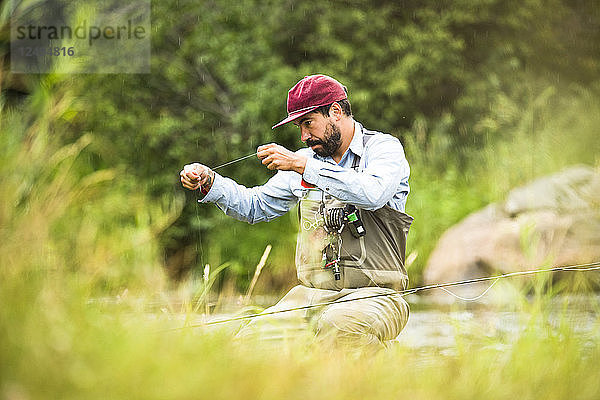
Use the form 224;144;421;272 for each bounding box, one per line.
200;121;410;224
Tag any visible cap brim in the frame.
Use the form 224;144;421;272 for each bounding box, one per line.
271;106;319;129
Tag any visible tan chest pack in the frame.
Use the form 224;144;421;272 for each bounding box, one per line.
295;131;413;291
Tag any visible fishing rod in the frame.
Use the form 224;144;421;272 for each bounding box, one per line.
167;261;600;331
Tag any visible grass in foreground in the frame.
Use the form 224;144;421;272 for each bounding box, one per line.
2;274;600;400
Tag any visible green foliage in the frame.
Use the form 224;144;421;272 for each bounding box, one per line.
0;74;173;294
405;83;600;282
3;0;600;289
1;4;600;396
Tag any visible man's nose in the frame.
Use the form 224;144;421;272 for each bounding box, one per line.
300;126;311;142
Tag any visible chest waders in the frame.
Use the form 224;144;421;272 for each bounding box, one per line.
295;130;414;291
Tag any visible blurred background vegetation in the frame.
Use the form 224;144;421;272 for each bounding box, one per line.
2;1;600;399
1;0;599;293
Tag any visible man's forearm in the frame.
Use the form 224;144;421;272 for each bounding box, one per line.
199;171;297;224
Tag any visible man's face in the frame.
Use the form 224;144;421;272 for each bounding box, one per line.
294;111;342;158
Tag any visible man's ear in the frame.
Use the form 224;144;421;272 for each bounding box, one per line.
328;102;343;121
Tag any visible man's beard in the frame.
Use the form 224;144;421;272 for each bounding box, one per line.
305;122;342;158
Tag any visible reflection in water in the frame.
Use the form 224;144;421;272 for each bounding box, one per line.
396;294;600;359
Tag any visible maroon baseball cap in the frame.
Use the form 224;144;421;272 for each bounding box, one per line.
271;74;347;129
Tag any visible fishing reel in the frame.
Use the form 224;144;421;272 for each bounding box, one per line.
320;204;366;238
321;205;345;233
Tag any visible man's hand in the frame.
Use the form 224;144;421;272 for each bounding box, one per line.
257;143;307;174
180;163;215;193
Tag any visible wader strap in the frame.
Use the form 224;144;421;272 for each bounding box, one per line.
352;126;375;171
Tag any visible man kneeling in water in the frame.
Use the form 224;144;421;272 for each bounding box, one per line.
181;74;413;348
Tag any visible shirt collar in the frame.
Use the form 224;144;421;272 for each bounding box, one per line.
348;121;364;158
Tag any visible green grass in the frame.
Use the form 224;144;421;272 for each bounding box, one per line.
2;271;600;399
2;74;600;399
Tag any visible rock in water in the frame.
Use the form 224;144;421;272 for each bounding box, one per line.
423;165;600;285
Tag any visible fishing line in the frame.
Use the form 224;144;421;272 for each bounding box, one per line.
194;195;205;269
438;277;501;301
212;152;258;170
192;151;258;269
166;260;600;331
